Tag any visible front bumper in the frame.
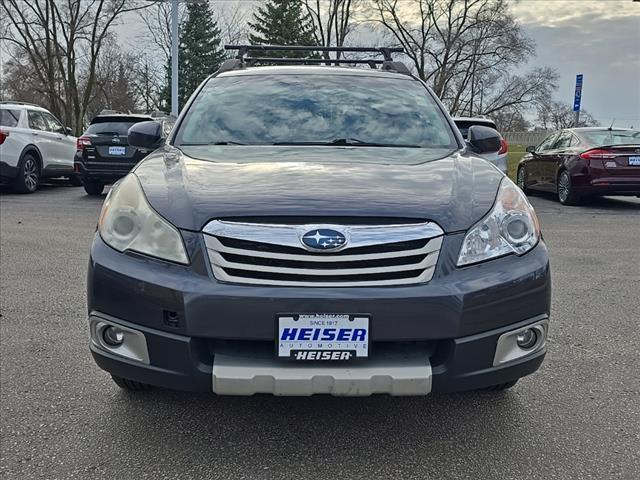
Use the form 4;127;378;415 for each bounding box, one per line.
88;232;551;395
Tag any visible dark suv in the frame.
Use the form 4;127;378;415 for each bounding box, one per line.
87;46;551;396
75;114;157;195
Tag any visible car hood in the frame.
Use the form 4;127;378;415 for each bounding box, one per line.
134;146;503;233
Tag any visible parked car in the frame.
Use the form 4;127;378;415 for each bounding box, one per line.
74;113;158;195
0;101;77;193
517;127;640;205
453;117;508;174
87;46;550;396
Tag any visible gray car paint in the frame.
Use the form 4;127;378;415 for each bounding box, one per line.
133;145;504;233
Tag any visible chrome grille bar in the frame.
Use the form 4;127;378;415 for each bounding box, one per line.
203;220;444;287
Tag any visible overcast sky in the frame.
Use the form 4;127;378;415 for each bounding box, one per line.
114;0;640;127
511;0;640;127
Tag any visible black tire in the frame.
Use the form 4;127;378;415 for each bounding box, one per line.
12;152;40;193
83;179;105;196
557;170;580;205
516;165;529;193
69;175;83;187
111;375;153;391
485;379;518;391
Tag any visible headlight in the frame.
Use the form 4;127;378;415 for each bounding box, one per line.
98;174;189;264
457;177;540;266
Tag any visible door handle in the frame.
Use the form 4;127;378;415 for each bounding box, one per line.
32;132;39;136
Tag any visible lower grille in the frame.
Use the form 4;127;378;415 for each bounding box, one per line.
203;220;444;287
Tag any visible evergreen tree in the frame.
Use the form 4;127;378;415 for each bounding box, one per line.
249;0;317;58
162;1;225;111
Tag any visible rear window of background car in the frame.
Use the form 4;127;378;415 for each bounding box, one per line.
0;109;21;127
85;121;139;136
580;129;640;146
454;120;497;138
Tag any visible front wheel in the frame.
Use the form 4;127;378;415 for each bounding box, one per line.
557;170;580;205
83;179;104;196
12;153;40;193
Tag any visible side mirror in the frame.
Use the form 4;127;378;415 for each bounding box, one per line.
128;121;164;149
526;145;536;154
467;125;502;154
65;126;73;135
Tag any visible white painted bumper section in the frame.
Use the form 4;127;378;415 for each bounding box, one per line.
212;352;432;396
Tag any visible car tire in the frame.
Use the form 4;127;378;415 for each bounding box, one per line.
12;152;40;193
69;175;83;187
83;179;105;196
485;379;518;391
516;166;529;193
111;375;153;391
557;170;580;205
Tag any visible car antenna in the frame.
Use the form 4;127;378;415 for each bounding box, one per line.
608;118;616;131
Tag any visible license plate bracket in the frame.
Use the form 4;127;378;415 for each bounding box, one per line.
277;314;370;361
108;146;126;156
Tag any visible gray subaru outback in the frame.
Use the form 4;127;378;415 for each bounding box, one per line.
87;46;550;396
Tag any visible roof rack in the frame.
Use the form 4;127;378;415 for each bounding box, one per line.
220;45;411;75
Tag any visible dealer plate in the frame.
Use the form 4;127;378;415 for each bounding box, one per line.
629;156;640;166
277;314;369;361
108;146;126;156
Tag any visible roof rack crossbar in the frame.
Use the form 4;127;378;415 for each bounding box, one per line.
244;57;384;69
225;45;404;62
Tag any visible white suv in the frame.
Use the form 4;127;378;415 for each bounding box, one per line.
0;102;77;193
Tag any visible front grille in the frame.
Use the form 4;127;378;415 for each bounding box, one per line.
203;220;444;287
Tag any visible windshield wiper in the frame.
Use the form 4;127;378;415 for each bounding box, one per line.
180;141;246;146
274;138;421;148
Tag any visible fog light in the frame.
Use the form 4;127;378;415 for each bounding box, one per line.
516;328;537;349
103;326;124;346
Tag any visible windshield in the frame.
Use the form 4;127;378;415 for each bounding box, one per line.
580;129;640;146
174;74;457;149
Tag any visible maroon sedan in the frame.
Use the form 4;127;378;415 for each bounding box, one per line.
517;128;640;205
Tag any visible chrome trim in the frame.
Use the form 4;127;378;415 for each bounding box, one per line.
89;316;150;364
208;248;439;276
210;263;437;287
202;220;444;287
203;220;445;249
204;235;440;262
493;319;548;367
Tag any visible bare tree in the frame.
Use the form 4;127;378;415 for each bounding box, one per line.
137;0;187;64
216;0;250;46
371;0;557;118
1;0;149;133
536;100;599;130
304;0;361;57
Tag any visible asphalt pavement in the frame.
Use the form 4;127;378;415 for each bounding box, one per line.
1;182;639;480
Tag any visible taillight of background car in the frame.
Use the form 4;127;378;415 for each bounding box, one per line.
579;148;618;161
0;129;9;145
498;138;508;155
76;136;92;151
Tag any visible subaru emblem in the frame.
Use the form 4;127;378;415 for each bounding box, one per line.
112;137;121;143
301;229;347;251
